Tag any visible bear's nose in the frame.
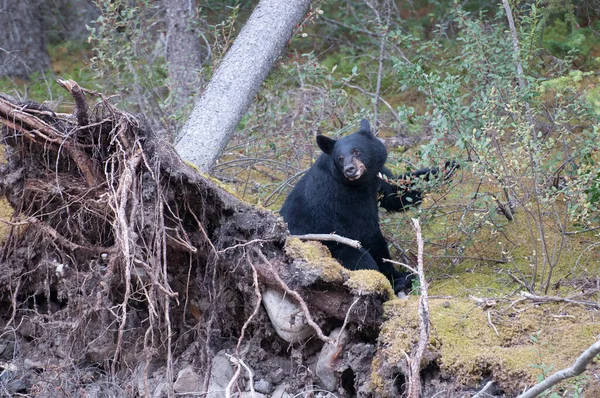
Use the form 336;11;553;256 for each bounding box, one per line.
344;165;356;176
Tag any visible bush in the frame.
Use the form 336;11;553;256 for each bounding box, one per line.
389;3;600;293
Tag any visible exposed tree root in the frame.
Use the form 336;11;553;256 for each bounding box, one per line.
0;83;390;396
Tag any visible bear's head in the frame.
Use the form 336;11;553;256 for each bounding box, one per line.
316;119;387;184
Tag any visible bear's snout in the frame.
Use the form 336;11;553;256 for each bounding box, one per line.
344;160;366;180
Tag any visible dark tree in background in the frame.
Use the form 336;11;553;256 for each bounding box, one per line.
164;0;205;113
40;0;100;43
0;0;51;79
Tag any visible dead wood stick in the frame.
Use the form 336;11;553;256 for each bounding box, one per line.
473;380;495;398
564;226;600;235
407;218;430;398
0;103;63;147
383;258;417;275
520;291;600;310
487;310;499;337
433;255;507;264
506;270;531;291
336;297;360;346
254;248;335;346
0;98;63;136
57;79;89;126
290;233;361;249
0;97;101;186
517;338;600;398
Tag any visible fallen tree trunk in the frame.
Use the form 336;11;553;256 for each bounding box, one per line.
175;0;313;172
0;82;390;397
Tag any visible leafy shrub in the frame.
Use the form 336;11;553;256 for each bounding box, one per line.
389;3;600;293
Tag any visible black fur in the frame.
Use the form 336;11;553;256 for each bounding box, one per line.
379;160;458;211
280;119;453;293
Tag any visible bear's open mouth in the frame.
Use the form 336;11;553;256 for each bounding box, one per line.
346;163;366;180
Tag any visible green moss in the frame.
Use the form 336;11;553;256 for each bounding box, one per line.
284;238;395;298
202;172;245;200
184;160;200;173
376;297;600;395
379;299;422;363
0;198;12;239
369;354;386;395
345;270;395;298
284;238;346;283
0;145;12;239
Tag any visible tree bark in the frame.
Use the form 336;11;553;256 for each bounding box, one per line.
0;0;51;78
40;0;100;43
164;0;204;114
175;0;312;173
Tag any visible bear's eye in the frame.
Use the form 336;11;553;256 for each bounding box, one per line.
338;156;344;163
353;149;360;156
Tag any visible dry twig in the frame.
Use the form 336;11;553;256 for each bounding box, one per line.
472;380;495;398
520;291;600;310
291;233;361;249
487;311;499;337
337;297;360;346
517;338;600;398
383;257;417;275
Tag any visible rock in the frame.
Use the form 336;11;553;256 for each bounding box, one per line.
271;383;291;398
207;350;234;398
23;358;44;371
132;361;162;397
239;392;267;398
85;333;116;364
315;327;349;391
0;363;32;396
262;288;313;343
153;381;168;398
173;366;203;393
80;383;126;398
271;367;285;384
253;379;272;394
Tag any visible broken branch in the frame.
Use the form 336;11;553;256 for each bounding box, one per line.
520;291;600;310
291;233;361;249
517;338;600;398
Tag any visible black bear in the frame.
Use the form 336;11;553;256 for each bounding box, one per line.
280;119;454;293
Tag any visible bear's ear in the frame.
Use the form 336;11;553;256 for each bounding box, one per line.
359;119;373;136
316;135;336;155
